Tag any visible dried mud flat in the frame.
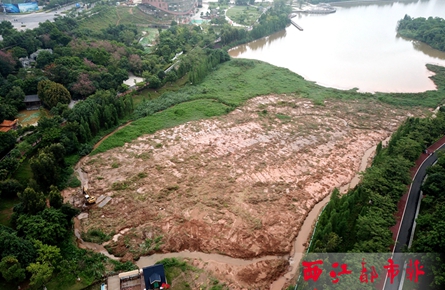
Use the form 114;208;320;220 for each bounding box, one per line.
69;95;426;288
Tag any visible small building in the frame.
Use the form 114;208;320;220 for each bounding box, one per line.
19;56;36;68
0;119;18;132
143;264;168;289
118;269;144;290
24;95;41;110
30;49;53;61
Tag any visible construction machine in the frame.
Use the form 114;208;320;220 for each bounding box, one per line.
82;186;96;204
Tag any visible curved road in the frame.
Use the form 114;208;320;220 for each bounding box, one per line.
384;143;445;290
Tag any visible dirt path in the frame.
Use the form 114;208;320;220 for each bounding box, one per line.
116;7;122;25
93;122;132;150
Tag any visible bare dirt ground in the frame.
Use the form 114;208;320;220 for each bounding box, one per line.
64;95;428;289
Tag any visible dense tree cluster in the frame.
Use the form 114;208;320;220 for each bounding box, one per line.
397;15;445;52
310;111;445;255
0;17;142;105
220;3;290;46
37;80;71;109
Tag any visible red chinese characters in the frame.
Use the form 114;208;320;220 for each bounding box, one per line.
301;257;425;288
360;258;379;283
329;262;352;284
384;258;400;284
406;259;425;283
302;260;323;282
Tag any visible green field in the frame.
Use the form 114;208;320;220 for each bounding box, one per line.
138;28;159;51
94;59;445;154
0;197;20;227
93;99;229;154
226;5;263;26
77;6;172;32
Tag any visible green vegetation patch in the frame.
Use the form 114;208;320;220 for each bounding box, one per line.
226;5;262;26
397;15;445;52
81;229;113;244
77;6;162;32
94;59;445;154
0;198;19;227
12;158;33;185
93;99;229;154
154;258;228;290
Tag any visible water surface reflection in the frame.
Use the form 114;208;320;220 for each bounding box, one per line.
229;0;445;93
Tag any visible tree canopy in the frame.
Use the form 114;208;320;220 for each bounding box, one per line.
397;15;445;52
37;80;71;109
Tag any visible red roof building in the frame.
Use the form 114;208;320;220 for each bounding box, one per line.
0;119;18;132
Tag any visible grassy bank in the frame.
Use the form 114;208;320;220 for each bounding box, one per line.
94;59;445;153
226;5;262;26
92;99;229;154
77;6;170;32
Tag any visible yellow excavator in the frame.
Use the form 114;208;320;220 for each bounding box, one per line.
82;186;96;204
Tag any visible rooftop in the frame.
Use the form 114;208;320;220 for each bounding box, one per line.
24;95;40;103
0;119;18;132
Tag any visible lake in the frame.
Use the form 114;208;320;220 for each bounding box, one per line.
229;0;445;93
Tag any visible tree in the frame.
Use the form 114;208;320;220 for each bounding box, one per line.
70;73;96;99
0;256;26;282
128;54;143;75
0;131;17;155
0;229;36;267
36;50;55;69
0;255;26;283
5;86;26;110
393;136;422;162
119;29;136;46
165;70;178;85
30;150;61;190
0;20;14;36
37;80;71;109
10;47;28;59
0;179;23;199
18;187;47;215
148;75;162;89
27;262;53;290
49;185;63;209
0;51;16;77
0;102;18;123
34;240;62;269
0;156;19;173
16;208;69;245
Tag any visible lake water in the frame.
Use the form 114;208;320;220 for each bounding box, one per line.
229;0;445;93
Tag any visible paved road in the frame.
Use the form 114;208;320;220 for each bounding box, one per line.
1;4;75;31
384;143;445;290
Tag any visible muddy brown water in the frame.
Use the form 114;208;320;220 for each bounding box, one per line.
229;0;445;93
74;139;384;289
